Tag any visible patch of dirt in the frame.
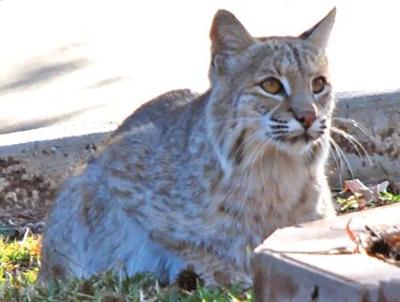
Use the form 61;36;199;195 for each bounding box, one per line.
0;157;56;236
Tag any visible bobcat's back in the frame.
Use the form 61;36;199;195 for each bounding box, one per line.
112;89;198;137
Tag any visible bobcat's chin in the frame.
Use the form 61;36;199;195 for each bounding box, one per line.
271;129;328;155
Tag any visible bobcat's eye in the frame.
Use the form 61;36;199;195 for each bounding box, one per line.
311;76;327;94
261;77;284;95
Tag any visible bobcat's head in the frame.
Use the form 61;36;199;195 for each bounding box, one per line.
206;9;336;171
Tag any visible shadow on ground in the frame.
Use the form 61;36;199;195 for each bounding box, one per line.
0;58;91;96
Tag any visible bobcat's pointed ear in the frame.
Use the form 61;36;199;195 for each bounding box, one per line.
299;8;336;49
210;10;254;55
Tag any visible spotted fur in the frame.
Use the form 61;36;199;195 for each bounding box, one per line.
40;9;337;286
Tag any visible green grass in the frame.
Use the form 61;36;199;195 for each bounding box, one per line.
380;191;400;204
0;234;40;301
0;235;253;302
2;190;400;301
336;190;400;214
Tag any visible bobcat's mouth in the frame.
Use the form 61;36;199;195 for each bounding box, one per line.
266;115;328;152
274;130;325;148
288;133;314;144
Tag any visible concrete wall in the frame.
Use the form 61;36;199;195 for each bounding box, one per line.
332;90;400;187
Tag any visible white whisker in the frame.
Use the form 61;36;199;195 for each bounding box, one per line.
319;139;343;184
333;117;371;137
331;126;372;166
329;136;354;179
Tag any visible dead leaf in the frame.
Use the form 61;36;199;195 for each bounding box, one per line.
363;225;400;266
342;179;392;210
343;179;370;194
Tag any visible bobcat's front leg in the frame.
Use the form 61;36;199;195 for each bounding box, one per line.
179;247;252;287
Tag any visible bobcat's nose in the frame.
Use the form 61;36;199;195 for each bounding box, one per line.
295;111;317;129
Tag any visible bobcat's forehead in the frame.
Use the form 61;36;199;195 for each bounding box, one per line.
251;38;327;80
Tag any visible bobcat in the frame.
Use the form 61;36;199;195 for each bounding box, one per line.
40;8;337;286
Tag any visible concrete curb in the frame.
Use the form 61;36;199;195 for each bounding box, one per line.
1;89;399;186
333;89;400;186
0;131;110;186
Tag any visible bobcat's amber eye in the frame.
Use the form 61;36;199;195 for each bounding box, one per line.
311;76;327;94
261;77;284;95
